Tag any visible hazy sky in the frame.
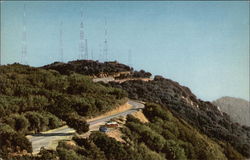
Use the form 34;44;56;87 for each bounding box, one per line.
1;1;249;101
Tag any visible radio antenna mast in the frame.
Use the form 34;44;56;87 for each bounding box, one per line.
59;21;64;62
103;18;108;62
79;10;85;59
21;4;28;64
84;39;88;59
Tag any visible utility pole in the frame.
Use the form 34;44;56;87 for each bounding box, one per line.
59;21;64;62
21;4;28;64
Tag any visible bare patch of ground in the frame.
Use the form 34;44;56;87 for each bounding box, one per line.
131;110;149;123
113;78;152;83
106;129;125;143
64;140;76;147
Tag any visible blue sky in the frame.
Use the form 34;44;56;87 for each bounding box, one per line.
1;1;249;101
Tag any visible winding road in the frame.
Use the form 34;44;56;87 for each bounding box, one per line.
27;100;144;154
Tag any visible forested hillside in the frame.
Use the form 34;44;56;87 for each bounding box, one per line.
109;76;250;158
1;61;249;160
13;103;244;160
0;63;127;157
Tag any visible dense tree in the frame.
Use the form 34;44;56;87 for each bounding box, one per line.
89;132;130;160
57;148;83;160
162;140;187;160
3;114;29;133
65;115;89;134
0;124;32;154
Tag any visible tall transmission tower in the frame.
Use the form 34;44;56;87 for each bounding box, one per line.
79;10;85;60
91;49;94;60
99;43;102;61
21;4;28;64
59;21;64;62
103;18;108;62
84;39;88;59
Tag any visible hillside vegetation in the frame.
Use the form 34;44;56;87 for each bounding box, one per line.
109;76;250;158
1;61;249;160
0;63;127;157
42;60;151;79
14;103;244;160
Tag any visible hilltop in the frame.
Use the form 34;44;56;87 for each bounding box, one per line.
42;60;151;79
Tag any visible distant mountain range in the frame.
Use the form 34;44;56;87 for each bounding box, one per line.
213;96;250;126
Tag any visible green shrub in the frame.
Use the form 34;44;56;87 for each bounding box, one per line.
3;114;29;133
0;123;32;154
57;148;82;160
65;114;89;134
90;132;130;160
163;140;187;160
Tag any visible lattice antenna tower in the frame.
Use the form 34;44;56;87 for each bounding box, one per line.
21;4;28;64
99;43;102;61
79;10;85;59
103;18;108;62
91;49;94;60
59;21;64;62
84;39;88;59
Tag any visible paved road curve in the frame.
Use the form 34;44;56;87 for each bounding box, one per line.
27;100;144;154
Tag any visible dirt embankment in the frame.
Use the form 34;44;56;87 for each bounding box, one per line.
86;102;132;122
113;78;152;83
106;129;125;143
131;110;149;123
105;110;148;143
